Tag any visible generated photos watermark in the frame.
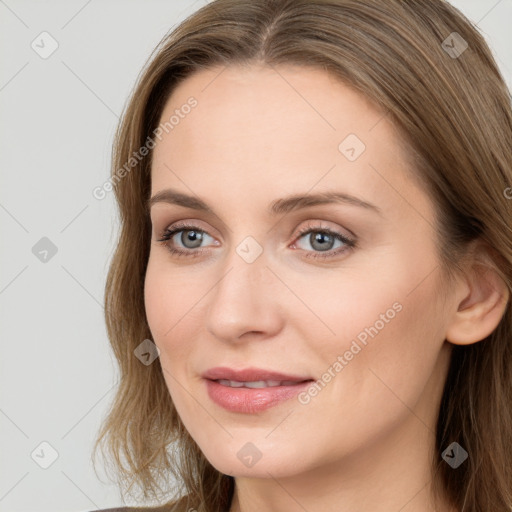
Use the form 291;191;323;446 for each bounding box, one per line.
298;301;403;405
93;96;198;200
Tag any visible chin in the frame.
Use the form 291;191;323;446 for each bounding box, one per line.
199;441;309;479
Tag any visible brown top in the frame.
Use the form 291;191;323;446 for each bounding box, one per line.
92;509;154;512
92;509;132;512
89;494;195;512
94;509;134;512
91;508;174;512
91;508;177;512
90;500;190;512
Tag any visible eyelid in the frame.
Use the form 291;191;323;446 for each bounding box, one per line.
294;219;355;239
155;218;217;238
157;217;352;240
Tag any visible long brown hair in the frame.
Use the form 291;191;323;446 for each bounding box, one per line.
92;1;512;511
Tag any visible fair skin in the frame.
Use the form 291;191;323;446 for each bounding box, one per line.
144;63;509;512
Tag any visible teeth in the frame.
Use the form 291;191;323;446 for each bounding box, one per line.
216;379;302;388
243;381;268;388
217;380;245;387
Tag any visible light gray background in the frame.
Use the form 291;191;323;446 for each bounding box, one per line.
0;1;510;511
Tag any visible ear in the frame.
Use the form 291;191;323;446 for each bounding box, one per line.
445;241;510;345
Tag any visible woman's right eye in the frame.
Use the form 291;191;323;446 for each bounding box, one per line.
157;224;214;258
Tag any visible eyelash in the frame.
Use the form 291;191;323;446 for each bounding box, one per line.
156;221;356;261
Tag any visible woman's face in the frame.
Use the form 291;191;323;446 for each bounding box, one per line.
144;64;455;479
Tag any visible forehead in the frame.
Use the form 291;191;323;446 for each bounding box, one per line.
150;64;428;222
155;63;389;158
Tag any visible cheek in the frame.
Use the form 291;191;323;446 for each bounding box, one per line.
280;262;407;364
144;257;207;378
144;256;193;338
144;263;169;341
303;250;447;399
144;259;186;366
144;263;190;411
329;276;447;415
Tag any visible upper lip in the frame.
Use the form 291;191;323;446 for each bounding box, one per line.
202;367;313;382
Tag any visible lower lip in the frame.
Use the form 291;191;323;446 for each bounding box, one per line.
205;379;313;413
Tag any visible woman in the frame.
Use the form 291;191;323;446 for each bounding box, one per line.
91;1;512;511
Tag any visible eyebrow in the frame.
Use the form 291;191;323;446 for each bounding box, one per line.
147;188;383;217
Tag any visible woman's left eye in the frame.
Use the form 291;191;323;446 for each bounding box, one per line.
156;222;356;260
292;225;356;259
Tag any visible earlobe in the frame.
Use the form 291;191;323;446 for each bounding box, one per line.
445;251;510;346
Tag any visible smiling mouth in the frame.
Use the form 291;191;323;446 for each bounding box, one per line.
214;379;314;388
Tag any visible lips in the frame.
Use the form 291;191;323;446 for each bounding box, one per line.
201;366;313;383
201;367;315;413
216;379;304;388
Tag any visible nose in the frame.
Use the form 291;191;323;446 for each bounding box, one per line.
204;249;284;343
